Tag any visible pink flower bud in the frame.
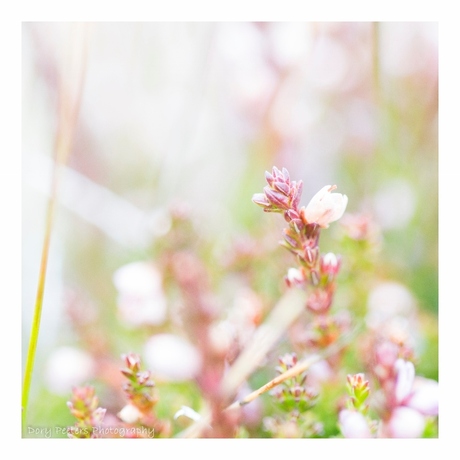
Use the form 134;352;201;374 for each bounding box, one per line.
300;185;348;228
252;193;271;207
285;267;305;287
320;252;341;275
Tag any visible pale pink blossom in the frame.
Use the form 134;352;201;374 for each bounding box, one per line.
339;410;372;438
300;185;348;228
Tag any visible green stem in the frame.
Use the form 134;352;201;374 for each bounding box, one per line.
21;24;89;435
22;164;59;433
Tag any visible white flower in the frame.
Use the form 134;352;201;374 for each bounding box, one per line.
45;346;95;395
394;359;439;417
113;261;167;327
394;359;415;404
406;377;439;416
144;334;202;381
387;406;426;438
339;410;372;438
300;185;348;228
118;404;142;424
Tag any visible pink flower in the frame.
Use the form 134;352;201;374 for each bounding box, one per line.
300;185;348;228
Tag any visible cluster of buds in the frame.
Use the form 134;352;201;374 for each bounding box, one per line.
271;353;319;414
67;386;106;438
265;352;322;437
339;373;375;438
346;373;370;413
119;353;170;436
253;167;347;316
121;353;156;412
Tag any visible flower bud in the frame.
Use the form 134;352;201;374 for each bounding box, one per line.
285;267;305;288
320;252;341;276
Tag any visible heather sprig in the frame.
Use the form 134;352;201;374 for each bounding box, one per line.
271;353;319;414
120;352;171;436
252;166;348;328
67;386;106;438
121;352;157;412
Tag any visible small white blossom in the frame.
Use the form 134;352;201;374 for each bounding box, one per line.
300;185;348;228
118;404;142;424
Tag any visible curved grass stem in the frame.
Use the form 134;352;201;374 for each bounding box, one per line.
21;23;89;435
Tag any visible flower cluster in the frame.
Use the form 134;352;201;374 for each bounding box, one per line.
264;353;322;438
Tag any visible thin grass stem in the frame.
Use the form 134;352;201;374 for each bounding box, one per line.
21;24;89;434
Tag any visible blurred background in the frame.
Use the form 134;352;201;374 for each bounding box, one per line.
22;22;438;437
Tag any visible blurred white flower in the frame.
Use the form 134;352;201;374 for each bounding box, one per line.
300;185;348;228
390;358;438;437
406;377;439;416
144;334;202;381
366;281;419;347
387;406;426;438
113;261;167;327
339;410;372;438
118;403;142;424
44;346;95;395
394;359;416;404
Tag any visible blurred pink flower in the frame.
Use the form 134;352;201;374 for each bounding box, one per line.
144;334;202;381
113;261;167;327
300;185;348;228
339;409;372;438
